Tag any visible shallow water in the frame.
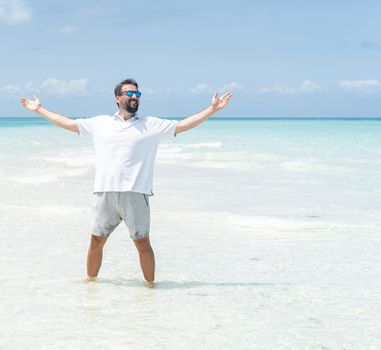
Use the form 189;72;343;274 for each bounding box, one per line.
0;118;380;349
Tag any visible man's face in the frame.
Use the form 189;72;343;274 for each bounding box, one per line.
117;84;140;113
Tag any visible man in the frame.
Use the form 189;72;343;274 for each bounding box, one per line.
19;78;232;287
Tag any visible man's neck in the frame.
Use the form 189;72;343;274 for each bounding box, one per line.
118;109;136;121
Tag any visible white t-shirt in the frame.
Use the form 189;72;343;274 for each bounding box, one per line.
76;113;178;195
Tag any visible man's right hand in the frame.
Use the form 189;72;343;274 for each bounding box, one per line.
19;95;41;112
18;96;79;133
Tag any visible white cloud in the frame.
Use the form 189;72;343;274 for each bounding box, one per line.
190;81;245;95
60;24;80;36
0;0;31;25
39;77;88;96
0;77;88;97
339;79;381;92
25;81;40;93
220;81;245;93
259;80;321;95
190;83;214;94
0;84;21;96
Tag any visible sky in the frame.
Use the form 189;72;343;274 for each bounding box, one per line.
1;0;381;118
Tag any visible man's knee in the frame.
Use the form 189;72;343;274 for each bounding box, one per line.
133;236;152;253
90;234;108;250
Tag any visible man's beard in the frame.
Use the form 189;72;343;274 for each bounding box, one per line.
125;100;139;114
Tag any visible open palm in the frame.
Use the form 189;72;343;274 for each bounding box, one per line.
211;91;233;111
19;95;41;112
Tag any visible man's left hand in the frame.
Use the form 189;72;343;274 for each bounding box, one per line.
211;91;233;111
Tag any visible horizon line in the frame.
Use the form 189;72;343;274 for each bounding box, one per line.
1;116;381;120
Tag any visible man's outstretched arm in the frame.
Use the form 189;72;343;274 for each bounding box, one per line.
175;91;232;135
19;95;79;133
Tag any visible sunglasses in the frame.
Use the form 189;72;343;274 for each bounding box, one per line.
120;90;142;97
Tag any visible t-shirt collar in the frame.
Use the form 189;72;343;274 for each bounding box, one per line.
114;112;139;122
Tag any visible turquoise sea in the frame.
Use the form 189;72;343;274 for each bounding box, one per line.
1;117;380;222
1;117;380;349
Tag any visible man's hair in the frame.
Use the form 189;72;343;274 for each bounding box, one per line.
114;78;139;97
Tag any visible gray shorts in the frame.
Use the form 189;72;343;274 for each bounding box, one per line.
92;191;150;240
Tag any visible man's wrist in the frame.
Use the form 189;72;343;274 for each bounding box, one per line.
208;105;219;113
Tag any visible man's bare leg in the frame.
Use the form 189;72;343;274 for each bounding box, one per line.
133;236;155;287
87;234;108;280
